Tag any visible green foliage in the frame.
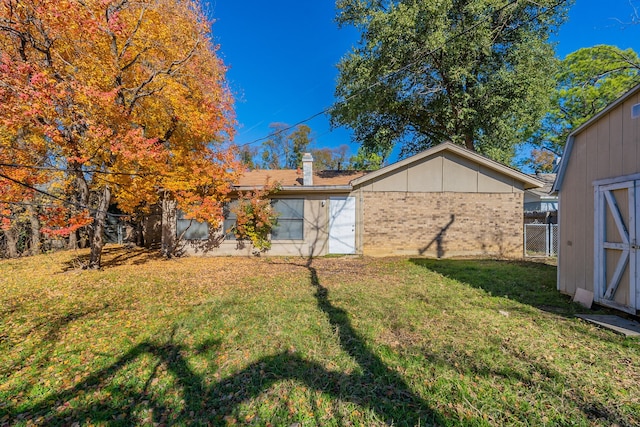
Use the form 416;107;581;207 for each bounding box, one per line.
256;124;357;171
332;0;569;163
288;124;313;169
238;145;258;170
231;183;280;252
310;144;350;170
260;123;287;169
260;123;313;169
348;146;385;170
538;45;640;154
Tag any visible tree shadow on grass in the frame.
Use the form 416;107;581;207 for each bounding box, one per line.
409;258;585;317
0;303;110;380
61;246;162;271
3;258;443;426
418;339;633;426
409;259;633;425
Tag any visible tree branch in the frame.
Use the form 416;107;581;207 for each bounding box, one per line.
122;39;200;114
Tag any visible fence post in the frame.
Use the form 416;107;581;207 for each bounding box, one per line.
546;223;551;256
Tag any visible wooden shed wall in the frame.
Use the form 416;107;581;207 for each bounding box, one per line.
558;91;640;296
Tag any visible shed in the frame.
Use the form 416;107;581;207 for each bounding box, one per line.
553;83;640;314
162;142;542;258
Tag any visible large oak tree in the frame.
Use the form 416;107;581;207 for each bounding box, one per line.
331;0;570;163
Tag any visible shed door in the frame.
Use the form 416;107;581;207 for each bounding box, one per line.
594;181;639;313
329;196;356;254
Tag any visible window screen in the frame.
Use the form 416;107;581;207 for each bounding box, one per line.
176;211;209;240
223;201;238;240
271;199;304;240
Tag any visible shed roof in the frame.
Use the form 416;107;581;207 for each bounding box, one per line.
350;141;543;190
552;83;640;192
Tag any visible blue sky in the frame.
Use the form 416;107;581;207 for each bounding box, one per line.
210;1;640;164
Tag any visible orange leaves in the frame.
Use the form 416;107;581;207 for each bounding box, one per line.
1;0;238;264
40;208;93;237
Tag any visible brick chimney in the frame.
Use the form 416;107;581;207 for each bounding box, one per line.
302;152;313;186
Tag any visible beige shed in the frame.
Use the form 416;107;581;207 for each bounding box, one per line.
553;83;640;314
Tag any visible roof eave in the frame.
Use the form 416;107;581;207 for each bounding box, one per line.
553;83;640;193
233;185;353;194
350;142;544;189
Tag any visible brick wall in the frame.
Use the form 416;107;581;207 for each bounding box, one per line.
362;192;523;258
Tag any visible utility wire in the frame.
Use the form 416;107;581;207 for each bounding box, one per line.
0;0;568;211
0;170;106;215
235;0;568;149
0;162;148;176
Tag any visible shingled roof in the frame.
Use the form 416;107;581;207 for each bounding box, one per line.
526;173;556;198
236;169;368;188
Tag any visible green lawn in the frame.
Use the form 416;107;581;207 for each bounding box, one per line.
1;247;638;426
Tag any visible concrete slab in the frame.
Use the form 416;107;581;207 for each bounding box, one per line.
576;315;640;337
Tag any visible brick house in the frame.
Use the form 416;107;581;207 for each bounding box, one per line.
162;142;542;258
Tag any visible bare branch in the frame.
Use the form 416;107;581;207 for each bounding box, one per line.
122;39;201;114
118;4;148;62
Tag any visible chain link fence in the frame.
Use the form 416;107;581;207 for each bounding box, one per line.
524;223;558;257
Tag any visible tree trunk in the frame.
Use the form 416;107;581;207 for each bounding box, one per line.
465;133;475;151
28;204;41;255
161;193;176;257
68;230;78;250
4;227;19;258
68;163;90;251
89;186;111;269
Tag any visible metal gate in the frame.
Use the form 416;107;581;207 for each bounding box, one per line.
524;223;558;257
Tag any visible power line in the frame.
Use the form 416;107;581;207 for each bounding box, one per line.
0;170;105;214
0;162;147;177
0;198;132;218
0;0;568;211
235;0;568;149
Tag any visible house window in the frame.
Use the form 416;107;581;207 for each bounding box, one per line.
176;210;209;240
223;201;237;240
633;103;640;119
271;199;304;240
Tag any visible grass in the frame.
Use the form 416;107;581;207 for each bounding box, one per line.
0;247;639;426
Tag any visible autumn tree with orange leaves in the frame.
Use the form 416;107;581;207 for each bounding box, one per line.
0;0;240;267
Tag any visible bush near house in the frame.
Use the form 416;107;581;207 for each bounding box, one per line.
1;248;638;426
